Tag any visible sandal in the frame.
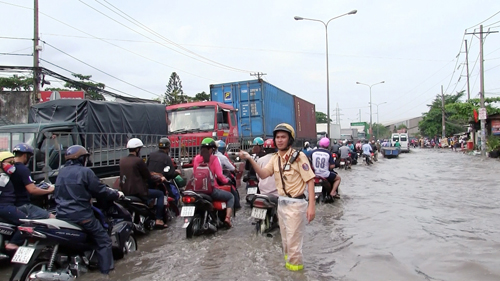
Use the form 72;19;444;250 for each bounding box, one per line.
155;220;168;228
5;243;18;251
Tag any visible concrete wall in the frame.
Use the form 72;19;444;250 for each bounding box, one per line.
385;116;423;136
0;91;32;124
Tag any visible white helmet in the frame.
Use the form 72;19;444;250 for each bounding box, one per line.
127;138;144;149
304;141;310;148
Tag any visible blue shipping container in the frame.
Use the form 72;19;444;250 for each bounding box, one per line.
210;80;296;139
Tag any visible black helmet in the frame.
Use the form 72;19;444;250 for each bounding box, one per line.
159;137;171;148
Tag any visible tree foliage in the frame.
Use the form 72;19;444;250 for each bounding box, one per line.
372;123;391;139
164;72;187;105
418;91;500;137
191;91;210;102
315;111;331;123
62;74;105;101
0;75;34;91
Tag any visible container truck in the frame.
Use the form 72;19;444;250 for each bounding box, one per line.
316;123;341;141
0;99;168;183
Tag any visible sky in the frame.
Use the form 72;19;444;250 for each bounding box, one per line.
1;0;500;128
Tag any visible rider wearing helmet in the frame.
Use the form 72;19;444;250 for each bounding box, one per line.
330;139;340;158
192;138;234;226
120;138;167;228
11;143;55;219
256;139;278;196
214;140;235;171
244;137;266;181
147;137;180;181
240;123;316;271
0;151;29;251
310;138;341;199
54;145;123;275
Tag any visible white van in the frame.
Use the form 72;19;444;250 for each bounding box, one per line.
391;133;400;147
399;133;410;152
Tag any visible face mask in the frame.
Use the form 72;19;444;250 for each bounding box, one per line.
2;162;16;175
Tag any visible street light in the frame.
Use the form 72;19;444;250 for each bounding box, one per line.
356;81;385;138
371;102;387;138
295;10;357;138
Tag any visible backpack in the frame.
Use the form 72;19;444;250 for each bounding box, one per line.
192;163;214;194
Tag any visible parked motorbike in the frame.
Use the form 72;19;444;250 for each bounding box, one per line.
249;194;279;237
243;176;259;204
180;185;232;239
9;200;136;281
0;219;17;261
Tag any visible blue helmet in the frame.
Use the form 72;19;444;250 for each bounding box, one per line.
13;143;34;155
252;137;264;146
217;140;226;153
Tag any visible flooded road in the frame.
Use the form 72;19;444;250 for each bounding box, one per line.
2;148;500;280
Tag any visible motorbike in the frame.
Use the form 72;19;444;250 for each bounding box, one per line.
313;176;335;203
0;219;17;261
180;185;232;239
9;200;136;281
364;153;374;165
340;155;352;170
249;194;279;237
117;196;158;234
243;176;259;204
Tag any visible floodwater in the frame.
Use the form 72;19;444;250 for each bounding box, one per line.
1;148;500;281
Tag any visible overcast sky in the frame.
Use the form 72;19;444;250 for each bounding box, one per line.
2;0;500;128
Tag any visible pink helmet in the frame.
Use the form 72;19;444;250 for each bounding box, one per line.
319;137;330;148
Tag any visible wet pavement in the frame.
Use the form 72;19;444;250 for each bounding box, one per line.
1;148;500;281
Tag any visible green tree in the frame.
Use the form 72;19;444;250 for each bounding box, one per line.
191;91;210;102
397;124;408;130
164;72;186;105
0;75;34;91
418;91;465;137
62;74;105;100
315;111;331;123
372;123;391;139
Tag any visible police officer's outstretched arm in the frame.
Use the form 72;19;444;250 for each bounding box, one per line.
239;151;273;179
86;169;119;201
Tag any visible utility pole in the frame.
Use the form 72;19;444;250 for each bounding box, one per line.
250;72;266;80
441;85;445;140
358;109;361;122
33;0;40;104
464;39;471;101
466;25;498;156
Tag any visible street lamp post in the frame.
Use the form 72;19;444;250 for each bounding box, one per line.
295;10;357;138
356;81;385;138
372;102;387;138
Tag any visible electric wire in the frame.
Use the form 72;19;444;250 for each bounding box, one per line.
97;0;254;73
78;0;251;73
0;36;32;40
467;10;500;29
0;53;32;56
42;41;159;97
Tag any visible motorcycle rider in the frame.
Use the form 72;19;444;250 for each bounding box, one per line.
11;143;55;219
244;137;266;181
119;138;167;228
54;145;123;275
302;141;313;157
339;141;353;169
0;152;28;252
310;138;341;198
256;139;278;197
147;137;180;202
240;123;316;271
370;139;379;161
355;140;363;152
215;140;241;209
192;138;234;226
362;140;373;163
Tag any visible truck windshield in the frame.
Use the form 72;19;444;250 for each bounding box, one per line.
0;133;36;151
168;107;215;133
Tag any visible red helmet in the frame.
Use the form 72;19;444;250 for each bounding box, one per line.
263;138;275;149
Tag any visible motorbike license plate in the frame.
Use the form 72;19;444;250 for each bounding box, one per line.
180;206;195;217
314;186;322;193
251;208;267;220
340;161;345;165
247;187;258;195
11;246;35;264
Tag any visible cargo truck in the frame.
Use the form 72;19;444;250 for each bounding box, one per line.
316;123;341;141
0;99;168;183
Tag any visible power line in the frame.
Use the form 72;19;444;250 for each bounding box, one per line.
79;0;252;74
42;41;159;97
0;36;32;40
0;53;32;56
467;10;500;29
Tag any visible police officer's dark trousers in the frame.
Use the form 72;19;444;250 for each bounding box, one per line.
77;217;114;274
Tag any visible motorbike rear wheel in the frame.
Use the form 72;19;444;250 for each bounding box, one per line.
113;235;137;260
13;259;51;281
186;214;201;239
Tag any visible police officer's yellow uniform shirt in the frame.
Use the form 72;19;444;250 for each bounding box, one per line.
263;148;315;198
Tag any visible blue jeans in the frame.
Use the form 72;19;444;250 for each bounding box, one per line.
147;189;164;220
0;205;28;245
18;204;51;219
211;188;234;209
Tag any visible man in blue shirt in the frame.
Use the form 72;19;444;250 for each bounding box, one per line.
310;138;341;197
361;140;373;164
11;143;55;219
